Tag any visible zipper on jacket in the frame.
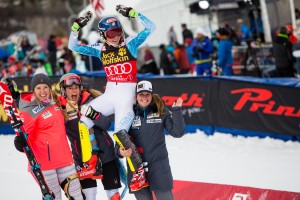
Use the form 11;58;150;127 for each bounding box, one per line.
47;142;50;161
74;140;79;155
104;133;111;146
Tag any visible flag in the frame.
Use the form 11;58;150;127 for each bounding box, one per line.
90;0;105;19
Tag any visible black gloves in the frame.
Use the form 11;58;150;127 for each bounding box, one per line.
81;105;101;120
14;135;26;152
116;5;138;18
71;11;93;32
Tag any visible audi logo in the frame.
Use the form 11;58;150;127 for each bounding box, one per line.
104;62;133;76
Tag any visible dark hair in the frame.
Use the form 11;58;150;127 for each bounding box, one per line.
279;26;289;35
159;44;165;49
217;28;230;36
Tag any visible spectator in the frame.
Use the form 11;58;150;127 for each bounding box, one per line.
159;44;175;75
184;38;195;74
224;24;241;46
191;27;214;76
248;9;265;43
216;28;233;76
273;26;294;77
181;23;193;42
236;18;251;45
174;42;190;74
286;24;298;45
167;26;178;45
295;8;300;20
139;45;159;74
47;34;57;75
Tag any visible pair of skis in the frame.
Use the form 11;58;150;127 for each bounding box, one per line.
0;81;54;200
78;121;129;199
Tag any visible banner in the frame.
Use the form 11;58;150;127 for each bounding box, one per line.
1;76;300;138
216;79;300;136
173;180;300;200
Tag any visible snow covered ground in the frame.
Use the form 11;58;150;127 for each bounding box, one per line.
1;130;300;199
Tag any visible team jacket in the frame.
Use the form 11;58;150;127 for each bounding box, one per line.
18;92;73;171
68;13;156;83
128;103;185;192
59;91;116;167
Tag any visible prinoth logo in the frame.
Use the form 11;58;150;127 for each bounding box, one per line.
101;47;129;65
161;93;203;107
231;88;300;117
162;93;205;117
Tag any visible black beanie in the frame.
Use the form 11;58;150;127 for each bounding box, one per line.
30;73;52;90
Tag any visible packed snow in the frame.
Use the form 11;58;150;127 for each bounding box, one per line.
0;130;300;199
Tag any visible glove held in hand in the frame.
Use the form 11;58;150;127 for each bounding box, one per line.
14;135;26;153
81;105;101;120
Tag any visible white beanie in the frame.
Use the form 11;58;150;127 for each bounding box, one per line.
196;27;206;35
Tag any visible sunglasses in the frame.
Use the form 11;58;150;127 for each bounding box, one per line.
105;28;122;39
63;75;82;86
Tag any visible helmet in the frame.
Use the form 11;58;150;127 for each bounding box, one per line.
98;16;122;34
59;73;83;97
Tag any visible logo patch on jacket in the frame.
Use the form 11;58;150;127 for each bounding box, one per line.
132;116;141;128
147;113;160;119
146;119;161;123
42;111;52;119
32;105;45;114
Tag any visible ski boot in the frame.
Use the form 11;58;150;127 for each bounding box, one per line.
77;153;103;180
130;165;149;191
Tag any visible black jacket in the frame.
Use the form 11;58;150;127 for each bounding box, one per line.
127;103;185;192
60;91;116;167
273;34;294;69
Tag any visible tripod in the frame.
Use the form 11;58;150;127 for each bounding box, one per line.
242;40;261;77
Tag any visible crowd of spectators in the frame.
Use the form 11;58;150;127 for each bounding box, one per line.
1;7;300;78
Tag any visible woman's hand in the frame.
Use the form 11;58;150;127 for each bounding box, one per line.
119;147;132;157
172;97;183;107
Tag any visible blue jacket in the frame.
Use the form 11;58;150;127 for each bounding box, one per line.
217;39;233;69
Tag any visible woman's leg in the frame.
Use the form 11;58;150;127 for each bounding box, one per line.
42;169;62;200
57;164;84;200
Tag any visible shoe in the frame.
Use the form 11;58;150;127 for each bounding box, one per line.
130;166;149;191
77;154;103;180
110;192;121;200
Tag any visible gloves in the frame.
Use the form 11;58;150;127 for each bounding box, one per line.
71;11;93;32
116;5;138;18
1;77;20;99
81;105;101;120
14;135;26;152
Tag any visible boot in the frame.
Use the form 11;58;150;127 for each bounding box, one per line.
130;166;149;191
110;192;121;200
77;154;103;180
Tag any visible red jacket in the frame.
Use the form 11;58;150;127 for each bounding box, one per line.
19;92;73;170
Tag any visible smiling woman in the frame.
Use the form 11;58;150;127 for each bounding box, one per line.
8;73;85;200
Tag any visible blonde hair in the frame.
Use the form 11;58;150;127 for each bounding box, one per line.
152;93;165;116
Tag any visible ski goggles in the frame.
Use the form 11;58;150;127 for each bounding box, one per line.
105;28;122;39
63;75;82;87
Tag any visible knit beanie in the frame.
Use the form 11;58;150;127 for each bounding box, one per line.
30;73;52;90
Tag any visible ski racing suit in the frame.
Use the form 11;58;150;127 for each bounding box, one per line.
68;13;156;132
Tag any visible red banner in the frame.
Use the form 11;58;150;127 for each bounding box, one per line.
173;180;300;200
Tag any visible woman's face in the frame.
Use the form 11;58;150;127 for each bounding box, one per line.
105;28;122;46
65;84;81;101
34;84;51;102
137;92;152;108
